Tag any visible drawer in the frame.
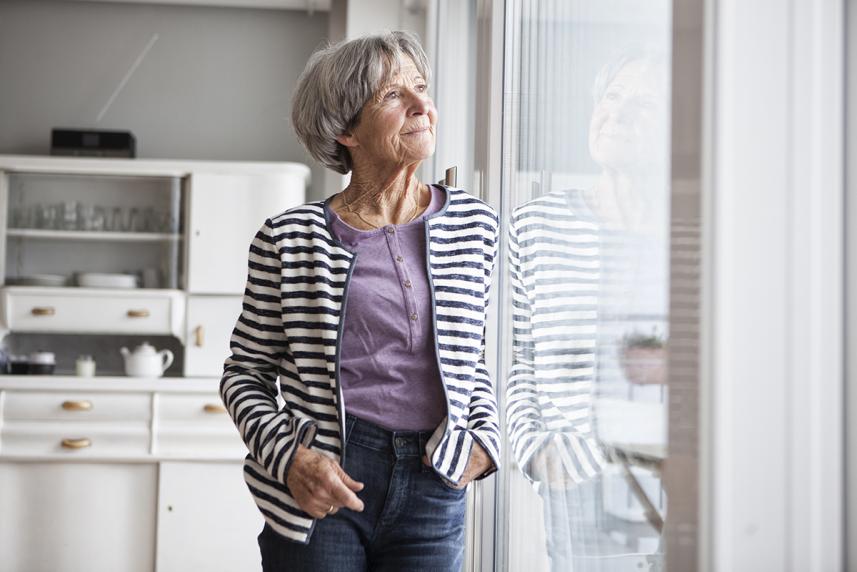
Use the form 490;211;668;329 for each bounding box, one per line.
4;391;152;422
156;392;230;423
0;420;150;457
155;426;246;458
2;288;180;335
155;392;245;457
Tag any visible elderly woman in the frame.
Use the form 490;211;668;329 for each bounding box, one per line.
220;31;501;571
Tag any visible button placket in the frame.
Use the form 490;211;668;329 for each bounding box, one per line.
384;225;420;350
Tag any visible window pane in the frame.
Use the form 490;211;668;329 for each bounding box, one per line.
501;2;672;570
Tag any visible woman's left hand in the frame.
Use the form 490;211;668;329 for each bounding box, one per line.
422;441;493;489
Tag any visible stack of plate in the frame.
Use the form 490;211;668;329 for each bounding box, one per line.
7;274;68;287
76;273;138;289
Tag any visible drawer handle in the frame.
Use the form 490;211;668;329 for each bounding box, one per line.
61;438;92;449
127;309;150;318
62;400;93;412
194;325;205;347
203;403;227;414
31;306;56;316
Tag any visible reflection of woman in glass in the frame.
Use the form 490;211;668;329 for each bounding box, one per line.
507;50;669;571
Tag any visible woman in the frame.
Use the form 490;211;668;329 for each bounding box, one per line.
220;31;501;571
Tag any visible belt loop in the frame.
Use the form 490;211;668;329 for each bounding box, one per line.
344;414;357;445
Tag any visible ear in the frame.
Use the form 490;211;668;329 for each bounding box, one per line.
336;131;359;149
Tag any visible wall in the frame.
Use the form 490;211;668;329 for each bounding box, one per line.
0;0;330;201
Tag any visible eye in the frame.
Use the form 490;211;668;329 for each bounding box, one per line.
415;84;428;93
384;90;400;101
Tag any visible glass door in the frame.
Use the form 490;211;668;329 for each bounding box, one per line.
497;2;673;570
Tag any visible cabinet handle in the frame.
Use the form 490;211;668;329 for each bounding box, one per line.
62;400;93;412
194;325;205;347
203;403;227;414
31;307;56;316
127;309;150;318
61;438;92;449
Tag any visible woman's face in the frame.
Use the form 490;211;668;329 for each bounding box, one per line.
588;59;668;172
340;56;437;169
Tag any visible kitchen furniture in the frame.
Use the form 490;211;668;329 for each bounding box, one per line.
0;155;308;571
0;377;263;572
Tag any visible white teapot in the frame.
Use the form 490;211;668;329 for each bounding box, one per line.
120;342;174;378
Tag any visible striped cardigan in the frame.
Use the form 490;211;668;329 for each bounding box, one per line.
220;186;501;544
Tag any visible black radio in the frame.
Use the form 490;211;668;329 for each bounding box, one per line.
50;128;137;158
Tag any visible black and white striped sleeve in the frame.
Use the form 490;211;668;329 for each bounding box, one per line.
220;218;318;485
467;219;502;480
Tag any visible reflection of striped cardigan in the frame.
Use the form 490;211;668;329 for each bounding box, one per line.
507;190;607;485
220;186;501;544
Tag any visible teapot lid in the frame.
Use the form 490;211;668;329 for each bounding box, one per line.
131;342;157;355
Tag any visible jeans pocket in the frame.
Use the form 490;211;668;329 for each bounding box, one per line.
429;469;468;493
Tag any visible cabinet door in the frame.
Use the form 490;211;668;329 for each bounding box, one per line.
186;172;306;294
184;295;244;377
156;461;262;572
0;462;157;572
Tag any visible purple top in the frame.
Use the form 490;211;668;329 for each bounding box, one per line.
326;185;448;431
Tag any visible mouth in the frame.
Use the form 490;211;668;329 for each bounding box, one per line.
403;126;431;136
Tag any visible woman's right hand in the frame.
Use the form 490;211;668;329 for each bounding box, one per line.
286;445;365;518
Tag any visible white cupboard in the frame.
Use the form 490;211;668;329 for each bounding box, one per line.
187;171;307;295
155;462;262;572
0;155;307;572
0;462;158;572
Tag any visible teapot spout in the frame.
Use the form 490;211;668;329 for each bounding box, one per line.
120;347;130;358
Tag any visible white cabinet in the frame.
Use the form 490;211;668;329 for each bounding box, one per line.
0;155;307;571
186;171;306;294
156;462;262;572
0;155;308;343
183;296;244;377
0;380;262;572
0;462;158;572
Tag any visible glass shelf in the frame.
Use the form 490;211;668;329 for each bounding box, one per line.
6;229;182;243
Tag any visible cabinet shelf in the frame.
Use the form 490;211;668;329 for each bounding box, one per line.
6;229;182;243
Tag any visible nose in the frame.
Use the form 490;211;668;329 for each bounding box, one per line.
407;90;431;116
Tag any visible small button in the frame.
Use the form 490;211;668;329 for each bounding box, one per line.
396;255;404;262
386;227;395;234
410;313;418;321
395;437;407;447
403;280;412;288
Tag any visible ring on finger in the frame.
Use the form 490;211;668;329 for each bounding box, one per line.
327;504;335;514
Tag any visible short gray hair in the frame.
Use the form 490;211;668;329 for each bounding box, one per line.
291;31;432;174
592;46;669;104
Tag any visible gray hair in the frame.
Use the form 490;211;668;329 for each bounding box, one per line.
592;45;669;104
291;31;432;174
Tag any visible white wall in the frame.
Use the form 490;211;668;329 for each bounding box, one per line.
703;0;844;570
0;1;331;199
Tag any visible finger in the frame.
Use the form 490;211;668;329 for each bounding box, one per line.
307;495;341;519
329;478;365;512
334;465;365;492
305;501;331;520
422;454;431;467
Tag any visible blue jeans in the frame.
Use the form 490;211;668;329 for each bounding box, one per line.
258;413;467;571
